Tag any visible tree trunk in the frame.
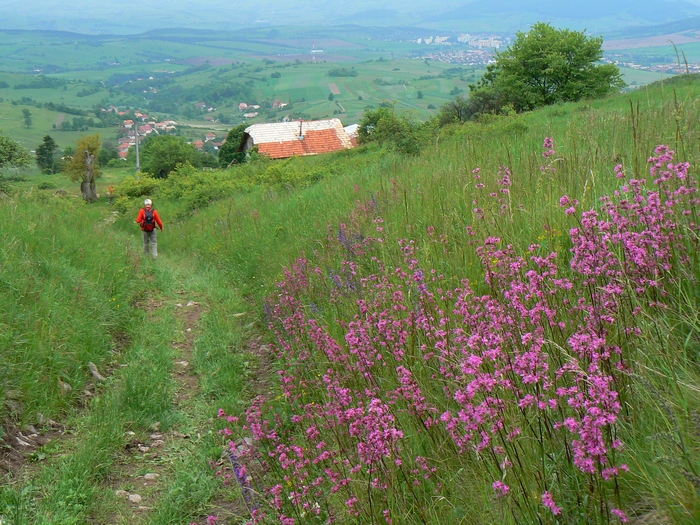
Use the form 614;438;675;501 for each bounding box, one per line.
81;150;98;202
81;180;97;202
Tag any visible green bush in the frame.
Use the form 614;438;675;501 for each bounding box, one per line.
358;106;437;155
116;175;162;198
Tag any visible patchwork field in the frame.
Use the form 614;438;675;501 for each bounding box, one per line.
0;28;484;150
0;25;694;158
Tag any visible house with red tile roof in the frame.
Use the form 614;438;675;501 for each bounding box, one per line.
205;132;217;141
237;118;354;160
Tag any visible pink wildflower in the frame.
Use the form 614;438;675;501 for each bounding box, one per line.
542;491;562;515
492;480;510;497
611;508;629;522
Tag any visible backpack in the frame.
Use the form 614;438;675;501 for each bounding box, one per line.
143;208;155;231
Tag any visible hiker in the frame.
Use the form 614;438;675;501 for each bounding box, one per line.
136;199;164;258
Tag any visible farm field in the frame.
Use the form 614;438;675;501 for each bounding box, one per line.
0;28;483;151
2;25;696;159
618;65;673;86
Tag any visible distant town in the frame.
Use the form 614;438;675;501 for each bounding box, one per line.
404;33;507;66
603;55;700;75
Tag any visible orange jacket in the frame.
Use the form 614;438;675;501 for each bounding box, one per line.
136;206;164;231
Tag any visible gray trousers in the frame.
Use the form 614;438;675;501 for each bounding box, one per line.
143;229;158;258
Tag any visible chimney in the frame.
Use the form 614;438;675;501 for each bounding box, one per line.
299;119;304;139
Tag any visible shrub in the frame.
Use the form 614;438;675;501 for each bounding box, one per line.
115;175;162;198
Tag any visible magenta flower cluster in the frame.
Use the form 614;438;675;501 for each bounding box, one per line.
218;144;698;524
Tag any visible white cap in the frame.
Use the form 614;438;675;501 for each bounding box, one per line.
144;199;152;206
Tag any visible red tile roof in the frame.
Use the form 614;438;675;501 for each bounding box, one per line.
257;129;346;159
242;119;354;160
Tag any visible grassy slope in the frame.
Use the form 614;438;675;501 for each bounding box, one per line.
2;77;700;523
152;77;700;523
0;196;251;524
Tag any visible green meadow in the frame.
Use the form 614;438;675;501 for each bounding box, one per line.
2;73;700;524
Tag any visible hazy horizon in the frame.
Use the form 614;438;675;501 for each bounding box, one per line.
3;0;700;35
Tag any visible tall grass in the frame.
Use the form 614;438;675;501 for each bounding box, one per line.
0;193;143;430
4;77;697;524
165;80;700;523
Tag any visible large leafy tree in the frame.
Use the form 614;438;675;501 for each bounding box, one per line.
141;135;200;178
476;22;624;112
36;135;60;174
218;124;247;168
65;134;101;202
0;134;31;170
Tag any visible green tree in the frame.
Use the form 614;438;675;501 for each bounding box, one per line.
358;107;426;156
417;90;424;99
35;135;60;173
65;134;101;202
328;92;334;101
476;22;624;112
0;134;31;170
22;108;32;128
437;88;506;125
98;141;118;166
218;124;248;168
141;135;200;178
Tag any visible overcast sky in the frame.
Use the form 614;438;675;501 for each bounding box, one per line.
2;0;699;34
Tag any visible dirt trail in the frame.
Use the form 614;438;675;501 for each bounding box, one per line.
1;272;252;523
106;294;208;523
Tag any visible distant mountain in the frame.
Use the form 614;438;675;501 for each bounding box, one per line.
605;14;700;38
1;0;700;34
427;0;699;22
420;0;700;31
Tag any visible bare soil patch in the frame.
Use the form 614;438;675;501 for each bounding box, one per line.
328;83;341;95
172;300;204;403
603;33;700;50
0;423;67;477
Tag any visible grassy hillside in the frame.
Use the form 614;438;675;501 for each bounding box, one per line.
2;76;700;524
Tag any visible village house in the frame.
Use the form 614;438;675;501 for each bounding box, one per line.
205;132;217;141
239;102;249;111
237;118;354;160
344;123;359;147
